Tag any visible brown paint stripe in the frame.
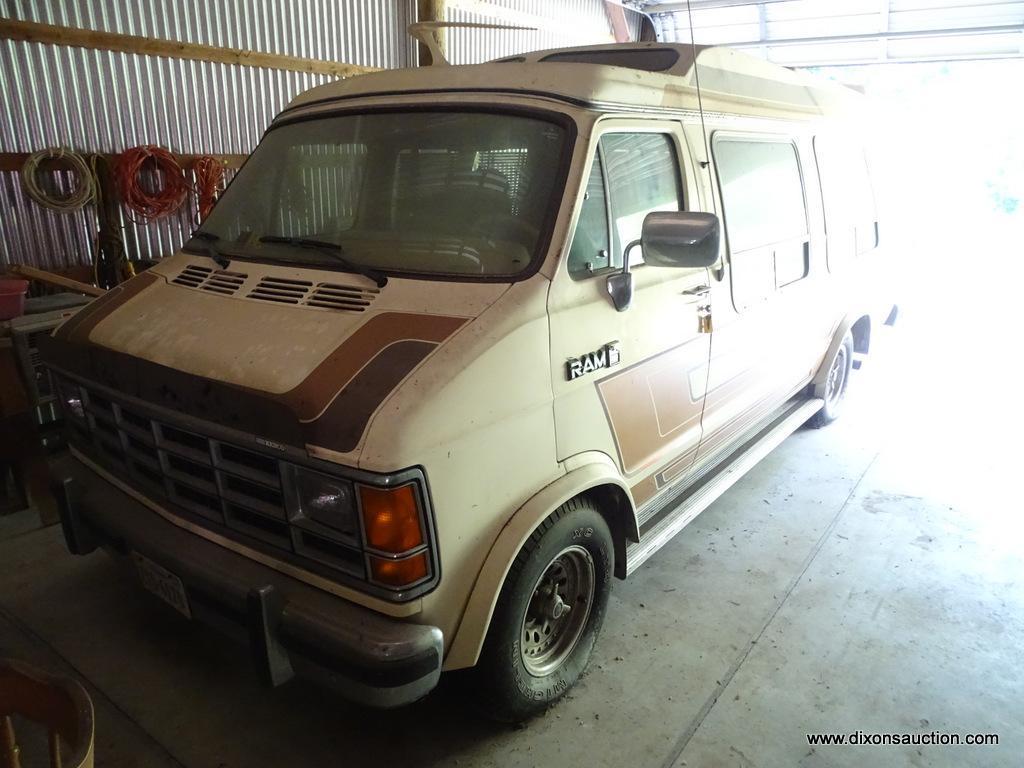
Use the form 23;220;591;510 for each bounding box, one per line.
631;475;659;509
55;272;159;343
307;340;438;454
42;306;469;455
281;312;466;421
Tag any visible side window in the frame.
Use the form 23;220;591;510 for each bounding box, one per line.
814;135;878;270
567;154;611;277
713;137;808;306
567;132;682;279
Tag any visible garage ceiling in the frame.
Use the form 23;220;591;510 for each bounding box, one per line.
630;0;1024;66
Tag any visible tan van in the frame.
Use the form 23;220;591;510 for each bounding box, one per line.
42;42;897;721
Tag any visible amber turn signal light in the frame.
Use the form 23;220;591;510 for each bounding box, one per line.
369;552;429;588
359;484;423;554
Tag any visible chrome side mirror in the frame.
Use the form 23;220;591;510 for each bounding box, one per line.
605;212;721;312
641;211;721;269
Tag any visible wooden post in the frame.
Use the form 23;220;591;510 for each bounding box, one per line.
0;715;19;768
604;1;632;43
416;0;447;66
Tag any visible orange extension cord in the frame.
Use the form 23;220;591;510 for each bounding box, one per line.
114;145;188;222
191;156;224;222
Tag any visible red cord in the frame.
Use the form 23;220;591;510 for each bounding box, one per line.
192;156;224;222
114;145;188;221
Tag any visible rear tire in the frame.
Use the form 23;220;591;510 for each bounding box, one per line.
808;331;853;428
469;497;613;722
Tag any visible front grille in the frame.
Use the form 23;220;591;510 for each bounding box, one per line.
57;377;366;579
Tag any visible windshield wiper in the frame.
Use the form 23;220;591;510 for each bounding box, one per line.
258;235;388;288
190;231;231;270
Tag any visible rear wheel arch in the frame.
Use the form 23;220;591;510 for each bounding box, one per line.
814;312;866;395
850;314;871;354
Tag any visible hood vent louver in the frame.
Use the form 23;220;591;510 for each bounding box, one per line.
248;276;312;305
172;264;212;288
172;263;378;313
306;283;377;312
248;276;379;312
172;264;248;296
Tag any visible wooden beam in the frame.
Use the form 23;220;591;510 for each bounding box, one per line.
416;0;447;66
0;151;248;174
8;265;106;297
0;18;379;79
604;1;632;43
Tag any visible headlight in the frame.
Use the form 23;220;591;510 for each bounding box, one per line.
285;467;359;544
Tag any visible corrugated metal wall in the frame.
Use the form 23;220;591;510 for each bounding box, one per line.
444;0;641;63
0;0;417;270
1;0;639;270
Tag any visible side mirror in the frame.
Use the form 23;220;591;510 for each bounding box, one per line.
640;211;721;269
604;211;720;312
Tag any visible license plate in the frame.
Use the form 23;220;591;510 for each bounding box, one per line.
133;552;192;619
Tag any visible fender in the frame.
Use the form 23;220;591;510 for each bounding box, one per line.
443;456;636;670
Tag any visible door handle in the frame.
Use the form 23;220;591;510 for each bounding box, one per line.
681;285;711;296
680;285;712;305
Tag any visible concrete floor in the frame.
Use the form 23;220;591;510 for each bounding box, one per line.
2;276;1022;767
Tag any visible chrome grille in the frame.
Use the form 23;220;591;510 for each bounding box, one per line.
59;378;362;578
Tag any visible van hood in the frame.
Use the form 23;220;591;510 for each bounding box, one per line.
41;255;508;459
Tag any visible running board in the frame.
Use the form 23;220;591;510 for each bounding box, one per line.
625;397;824;575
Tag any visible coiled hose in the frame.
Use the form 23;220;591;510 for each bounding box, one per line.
20;148;95;211
191;156;225;222
114;145;188;222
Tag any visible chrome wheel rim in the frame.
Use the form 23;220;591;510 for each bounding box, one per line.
825;346;848;410
520;545;595;677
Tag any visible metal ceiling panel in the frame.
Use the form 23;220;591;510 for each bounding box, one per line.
648;0;1024;66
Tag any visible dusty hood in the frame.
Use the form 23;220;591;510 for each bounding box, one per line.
42;254;508;458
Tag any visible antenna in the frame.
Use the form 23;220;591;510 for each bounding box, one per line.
408;21;536;66
685;0;710;169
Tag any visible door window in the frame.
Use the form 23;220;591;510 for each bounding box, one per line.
714;137;809;306
567;132;682;279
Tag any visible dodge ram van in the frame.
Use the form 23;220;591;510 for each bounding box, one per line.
42;42;897;721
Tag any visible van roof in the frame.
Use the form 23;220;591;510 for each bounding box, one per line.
284;42;860;121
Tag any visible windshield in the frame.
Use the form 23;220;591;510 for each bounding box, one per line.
189;110;569;280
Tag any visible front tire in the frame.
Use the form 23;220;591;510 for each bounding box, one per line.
470;497;613;722
809;331;853;428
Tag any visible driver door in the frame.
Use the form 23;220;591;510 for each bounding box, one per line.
548;120;713;517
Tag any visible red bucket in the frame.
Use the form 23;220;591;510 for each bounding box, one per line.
0;279;29;320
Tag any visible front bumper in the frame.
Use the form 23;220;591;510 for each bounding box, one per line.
50;452;443;708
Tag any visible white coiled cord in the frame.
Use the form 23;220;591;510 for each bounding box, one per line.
20;148;96;211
